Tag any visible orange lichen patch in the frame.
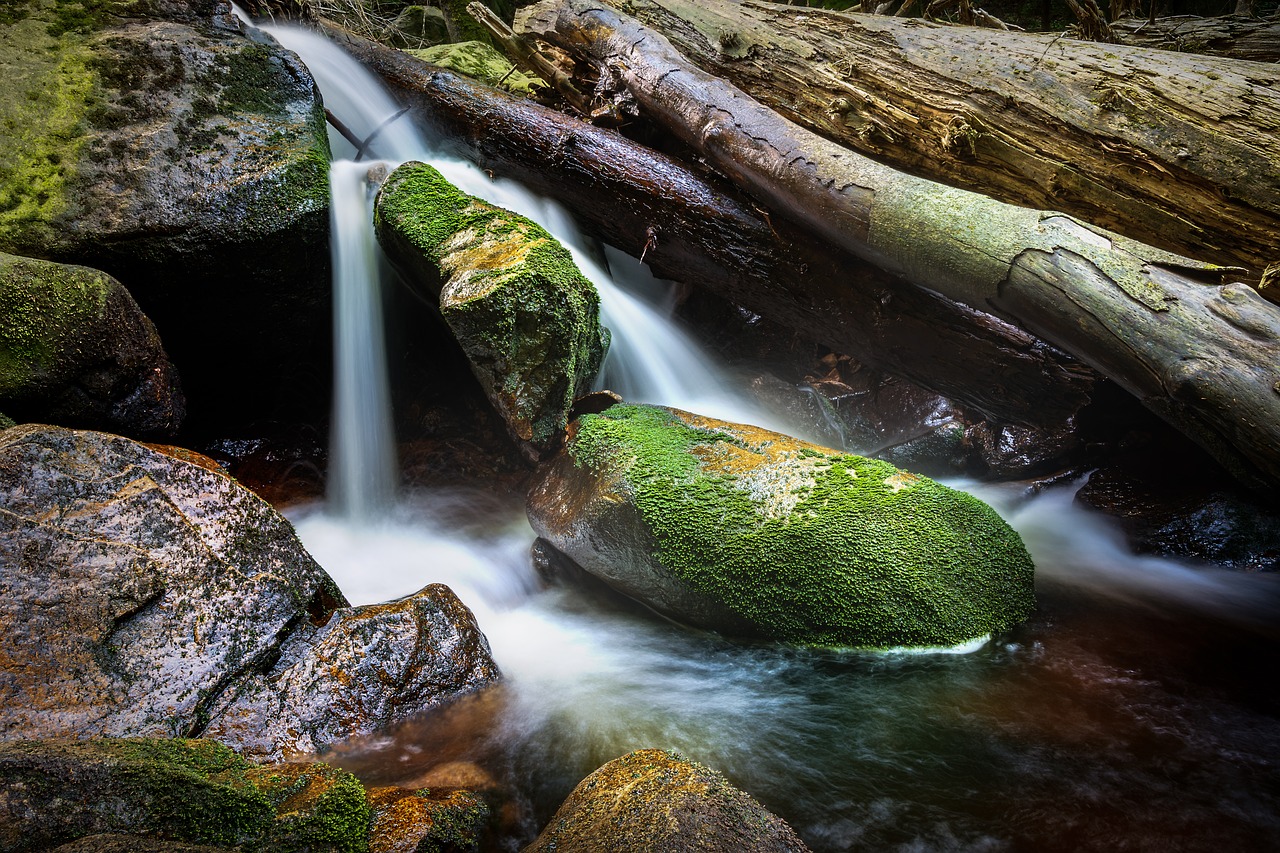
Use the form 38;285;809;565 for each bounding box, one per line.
141;443;226;474
367;786;490;853
883;471;921;493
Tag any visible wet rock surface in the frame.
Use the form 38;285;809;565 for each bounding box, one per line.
525;748;811;853
527;403;1036;649
374;161;606;459
204;584;501;760
0;0;331;428
1076;443;1280;571
0;424;499;758
0;252;184;438
368;785;491;853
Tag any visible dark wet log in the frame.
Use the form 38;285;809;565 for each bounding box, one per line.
528;0;1280;492
520;0;1280;280
1111;15;1280;64
318;20;1099;428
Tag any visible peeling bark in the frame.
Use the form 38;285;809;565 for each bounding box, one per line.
320;20;1098;428
521;0;1280;279
529;0;1280;492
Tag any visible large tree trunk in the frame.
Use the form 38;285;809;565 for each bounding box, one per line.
527;0;1280;493
318;21;1099;428
519;0;1280;281
1111;15;1280;64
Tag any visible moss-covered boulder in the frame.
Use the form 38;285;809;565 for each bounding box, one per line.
374;162;606;459
0;0;331;428
0;738;382;853
407;41;544;96
527;404;1036;649
526;749;810;853
0;252;184;437
0;424;499;758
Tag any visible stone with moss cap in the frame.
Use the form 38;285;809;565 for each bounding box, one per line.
528;403;1036;649
375;161;607;459
408;41;545;96
0;252;184;437
526;748;810;852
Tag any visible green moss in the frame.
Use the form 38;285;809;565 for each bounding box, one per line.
375;162;604;448
0;11;97;251
0;252;111;391
569;404;1036;649
0;411;15;428
244;763;373;853
0;737;277;846
408;41;545;96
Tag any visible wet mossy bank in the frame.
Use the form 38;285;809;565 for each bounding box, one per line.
0;737;490;853
529;403;1036;649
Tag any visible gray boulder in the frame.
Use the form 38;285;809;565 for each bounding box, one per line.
0;252;184;437
0;425;499;758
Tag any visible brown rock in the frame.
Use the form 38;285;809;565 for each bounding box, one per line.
525;749;810;852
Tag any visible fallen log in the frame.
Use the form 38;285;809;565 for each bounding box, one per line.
528;0;1280;493
520;0;1280;280
318;20;1099;429
1111;14;1280;64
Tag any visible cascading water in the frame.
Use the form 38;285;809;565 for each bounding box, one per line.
240;13;1280;852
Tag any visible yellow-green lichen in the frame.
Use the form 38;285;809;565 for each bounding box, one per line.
0;9;97;250
569;404;1036;649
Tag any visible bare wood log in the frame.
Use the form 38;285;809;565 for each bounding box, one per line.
1111;15;1280;63
529;0;1280;492
464;0;589;113
317;20;1099;428
519;0;1280;280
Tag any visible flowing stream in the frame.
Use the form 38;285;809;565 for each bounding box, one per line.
248;17;1280;852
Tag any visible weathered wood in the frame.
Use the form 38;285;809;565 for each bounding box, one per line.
529;0;1280;492
1111;15;1280;63
319;20;1099;428
520;0;1280;280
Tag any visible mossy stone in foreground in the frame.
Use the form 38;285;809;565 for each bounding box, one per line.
528;404;1036;649
0;738;275;851
526;748;810;852
375;162;606;457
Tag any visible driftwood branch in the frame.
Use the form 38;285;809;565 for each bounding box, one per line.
319;20;1100;430
528;0;1280;492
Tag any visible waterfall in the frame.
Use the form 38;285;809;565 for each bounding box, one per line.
326;161;396;519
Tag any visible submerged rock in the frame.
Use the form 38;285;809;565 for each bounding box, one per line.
525;748;810;853
0;252;184;437
0;1;331;427
0;424;498;757
528;404;1035;649
375;161;606;459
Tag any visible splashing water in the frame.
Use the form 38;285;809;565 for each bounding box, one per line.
238;12;1280;852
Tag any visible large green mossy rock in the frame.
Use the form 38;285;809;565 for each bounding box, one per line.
0;0;331;428
528;404;1036;649
374;161;606;458
0;252;184;436
526;749;810;853
0;738;379;853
